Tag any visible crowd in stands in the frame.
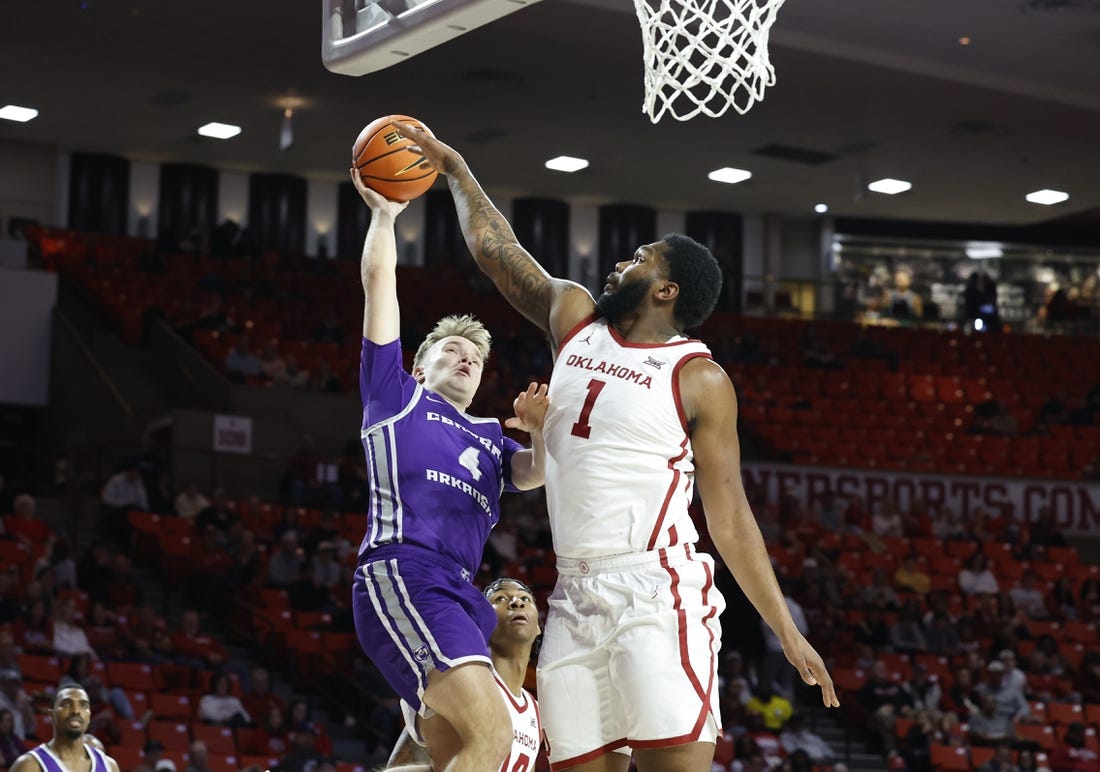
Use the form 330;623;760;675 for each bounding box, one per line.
6;227;1100;772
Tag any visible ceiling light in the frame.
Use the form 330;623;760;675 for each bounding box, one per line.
1025;188;1069;205
707;167;752;184
814;203;829;214
868;178;912;195
197;122;242;140
958;36;972;46
966;243;1003;259
544;155;588;173
0;105;38;122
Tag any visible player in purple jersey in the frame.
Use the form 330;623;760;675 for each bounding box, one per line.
383;577;544;772
349;168;549;772
10;684;120;772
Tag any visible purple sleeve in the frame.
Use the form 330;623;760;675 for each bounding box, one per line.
360;337;418;429
501;434;525;493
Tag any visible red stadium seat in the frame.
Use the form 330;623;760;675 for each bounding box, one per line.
192;724;237;755
147;721;191;751
929;744;969;770
108;662;160;692
150;693;193;720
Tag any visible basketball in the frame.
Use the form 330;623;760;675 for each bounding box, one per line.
352;114;439;202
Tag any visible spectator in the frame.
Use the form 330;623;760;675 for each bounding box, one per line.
194;489;239;537
745;683;793;732
170;610;226;670
52;595;96;658
895;554;931;595
310;360;341;393
224;336;264;380
286;700;332;757
1009;572;1050;619
976;741;1019;772
1075;652;1100;705
855;608;892;649
890;601;929;653
310;542;341;592
976;661;1030;724
184;740;212;772
175;482;211;523
968;694;1016;748
858;661;913;753
257;342;286;381
904;664;942;714
250;705;288;756
971;399;1019;437
14;598;53;654
998;650;1027;694
1030;507;1067;549
872;500;904;539
0;633;15;673
100;463;148;542
272;354;311;389
925;612;961;656
959;554;1000;596
861;571;901;611
34;539;77;591
937;668;981;721
198;672;251;727
128;604;172;663
0;669;33;740
1050;722;1100;772
241;668;285;728
0;707;25;766
267;530;304;589
3;494;53;545
779;713;834;764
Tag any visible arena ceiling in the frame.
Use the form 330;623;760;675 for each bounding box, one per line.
2;0;1099;229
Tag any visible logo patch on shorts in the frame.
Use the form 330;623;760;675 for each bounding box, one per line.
413;645;430;663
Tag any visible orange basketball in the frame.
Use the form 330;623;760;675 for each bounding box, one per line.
352;114;438;202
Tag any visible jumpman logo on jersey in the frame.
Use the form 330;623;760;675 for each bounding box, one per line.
578;333;593;345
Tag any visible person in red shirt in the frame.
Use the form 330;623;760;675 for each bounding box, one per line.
170;610;225;670
3;495;53;548
1050;722;1100;772
240;667;285;728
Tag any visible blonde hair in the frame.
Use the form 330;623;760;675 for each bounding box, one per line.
411;314;491;372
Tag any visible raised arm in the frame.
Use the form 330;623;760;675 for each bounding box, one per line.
681;358;839;708
351;168;409;344
393;121;595;346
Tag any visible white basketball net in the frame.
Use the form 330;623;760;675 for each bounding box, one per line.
635;0;786;122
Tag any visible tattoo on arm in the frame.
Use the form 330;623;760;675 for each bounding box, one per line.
449;173;552;326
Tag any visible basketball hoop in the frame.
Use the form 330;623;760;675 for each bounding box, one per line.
633;0;786;122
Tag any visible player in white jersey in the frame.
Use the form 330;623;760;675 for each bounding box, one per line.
383;578;543;772
398;121;839;772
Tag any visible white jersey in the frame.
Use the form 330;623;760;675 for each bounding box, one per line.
401;668;541;770
543;316;712;557
494;671;541;772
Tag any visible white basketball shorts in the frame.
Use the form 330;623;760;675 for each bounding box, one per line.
535;543;726;767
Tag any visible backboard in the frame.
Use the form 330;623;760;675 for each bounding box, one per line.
322;0;544;76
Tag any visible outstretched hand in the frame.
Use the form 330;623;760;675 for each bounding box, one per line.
392;120;462;176
783;634;840;708
349;167;409;217
505;382;550;433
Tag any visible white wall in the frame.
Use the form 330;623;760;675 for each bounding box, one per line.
0;269;58;405
0;139;58;229
218;171;249;226
128;161;160;239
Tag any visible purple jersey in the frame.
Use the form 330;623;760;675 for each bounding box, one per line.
28;744;111;772
358;337;522;575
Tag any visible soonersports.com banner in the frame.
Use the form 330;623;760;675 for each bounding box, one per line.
741;463;1100;535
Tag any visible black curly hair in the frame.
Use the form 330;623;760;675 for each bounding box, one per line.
662;233;722;330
